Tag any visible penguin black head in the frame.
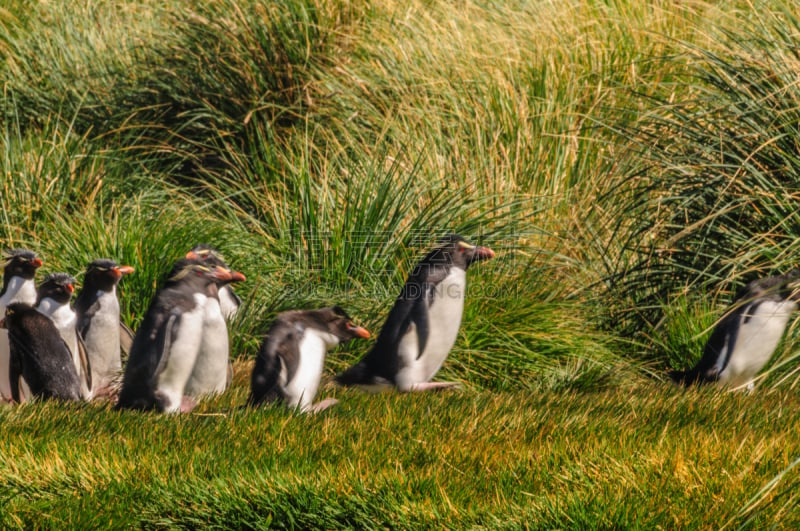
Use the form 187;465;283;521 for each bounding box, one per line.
83;259;135;293
423;234;495;271
2;249;43;282
36;273;76;306
315;305;371;341
186;245;246;285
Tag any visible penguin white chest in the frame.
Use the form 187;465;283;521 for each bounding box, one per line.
720;300;797;387
37;299;79;355
155;293;208;413
283;329;337;411
0;277;37;310
184;297;230;397
397;268;466;388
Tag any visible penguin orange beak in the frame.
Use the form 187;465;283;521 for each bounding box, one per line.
186;250;201;260
118;265;135;276
348;324;370;339
230;271;246;283
212;266;233;282
31;258;43;268
474;246;495;260
67;284;74;294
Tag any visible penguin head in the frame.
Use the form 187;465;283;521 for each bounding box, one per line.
167;259;233;287
83;259;135;292
36;272;76;306
2;249;43;282
304;306;371;343
186;245;246;286
429;234;495;271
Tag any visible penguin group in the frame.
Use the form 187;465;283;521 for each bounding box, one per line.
0;234;497;413
0;232;797;413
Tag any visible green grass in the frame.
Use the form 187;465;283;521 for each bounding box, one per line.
3;0;800;526
2;376;800;529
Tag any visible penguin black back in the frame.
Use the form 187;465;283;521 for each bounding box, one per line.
2;302;81;401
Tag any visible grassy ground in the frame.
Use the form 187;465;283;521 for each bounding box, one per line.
2;365;800;529
3;0;800;527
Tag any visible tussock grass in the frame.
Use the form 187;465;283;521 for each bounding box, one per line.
3;0;800;525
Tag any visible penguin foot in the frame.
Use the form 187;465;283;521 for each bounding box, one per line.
408;381;463;392
309;398;339;414
180;395;197;413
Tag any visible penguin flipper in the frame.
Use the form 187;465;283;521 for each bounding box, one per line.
249;323;298;405
411;287;433;360
77;333;92;394
119;322;135;360
8;345;21;403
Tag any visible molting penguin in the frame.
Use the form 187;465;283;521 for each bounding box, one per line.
186;245;243;320
670;270;800;390
116;260;233;413
336;234;495;392
0;249;43;401
1;302;81;402
183;245;246;399
249;306;370;413
36;273;92;399
74;259;135;397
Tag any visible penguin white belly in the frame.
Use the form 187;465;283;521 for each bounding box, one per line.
719;300;796;387
396;269;466;391
85;292;122;391
155;295;207;413
283;329;334;411
0;277;37;310
184;299;230;397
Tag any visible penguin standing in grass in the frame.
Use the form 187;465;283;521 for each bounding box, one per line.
249;306;370;413
670;270;800;389
336;234;495;392
0;249;43;401
183;245;246;399
116;260;233;413
1;302;81;402
74;259;135;398
36;273;92;399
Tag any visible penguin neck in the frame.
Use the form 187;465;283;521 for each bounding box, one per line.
0;276;37;310
304;328;342;350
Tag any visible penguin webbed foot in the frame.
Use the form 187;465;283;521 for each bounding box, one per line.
406;381;463;392
308;397;339;414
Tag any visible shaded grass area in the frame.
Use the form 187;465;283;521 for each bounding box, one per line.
2;374;800;528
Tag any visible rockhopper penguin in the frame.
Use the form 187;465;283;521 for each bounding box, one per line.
116;260;233;413
0;249;43;401
670;270;800;389
36;273;93;399
335;234;494;392
1;302;82;402
74;259;135;397
249;306;370;412
183;245;246;399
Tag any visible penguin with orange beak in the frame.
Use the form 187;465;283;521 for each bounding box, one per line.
249;306;370;412
0;249;43;401
36;272;93;399
74;259;135;397
116;259;234;413
336;234;495;392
